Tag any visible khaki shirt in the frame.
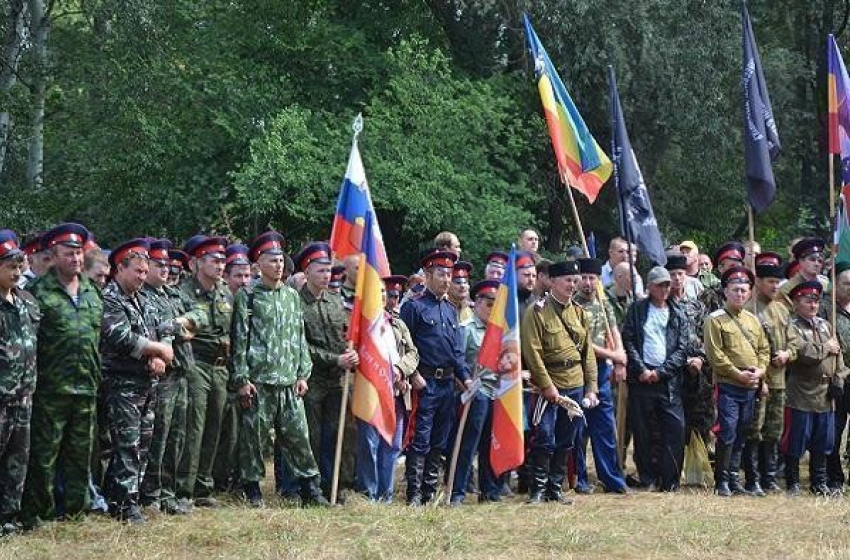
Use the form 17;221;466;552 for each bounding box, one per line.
704;303;770;387
520;295;597;393
787;314;848;412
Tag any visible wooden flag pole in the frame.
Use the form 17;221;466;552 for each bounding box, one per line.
330;342;354;506
444;391;474;505
747;204;755;250
830;153;838;331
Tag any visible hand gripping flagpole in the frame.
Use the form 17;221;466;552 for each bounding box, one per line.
330;113;365;506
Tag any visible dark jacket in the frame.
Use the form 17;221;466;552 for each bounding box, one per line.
621;298;689;388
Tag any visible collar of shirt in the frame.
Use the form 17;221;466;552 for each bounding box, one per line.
723;302;744;317
424;288;447;302
549;293;570;310
299;284;330;303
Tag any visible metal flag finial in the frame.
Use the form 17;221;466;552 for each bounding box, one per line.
353;113;364;138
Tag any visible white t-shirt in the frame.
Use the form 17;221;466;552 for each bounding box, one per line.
643;303;669;368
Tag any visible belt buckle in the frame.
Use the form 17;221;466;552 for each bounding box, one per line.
434;367;445;379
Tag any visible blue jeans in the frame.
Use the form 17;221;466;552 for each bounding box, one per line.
450;392;500;502
716;383;756;450
356;399;405;502
531;387;584;455
409;377;455;456
575;364;627;491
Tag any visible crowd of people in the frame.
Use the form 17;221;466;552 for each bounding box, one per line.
0;223;847;535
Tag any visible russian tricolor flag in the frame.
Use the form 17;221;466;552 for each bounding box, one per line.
478;246;524;476
349;210;398;444
329;126;391;277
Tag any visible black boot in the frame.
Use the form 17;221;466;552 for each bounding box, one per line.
809;453;832;496
743;441;765;497
785;455;800;496
526;452;550;504
243;481;264;508
546;450;574;505
300;476;330;507
714;443;732;497
421;449;443;505
728;446;751;496
405;453;426;506
759;440;782;493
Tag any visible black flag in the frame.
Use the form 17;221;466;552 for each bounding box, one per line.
742;2;781;214
608;66;667;267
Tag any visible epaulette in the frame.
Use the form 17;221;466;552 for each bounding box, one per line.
709;308;726;318
534;298;545;311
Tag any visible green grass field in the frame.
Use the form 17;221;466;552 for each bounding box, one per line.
2;482;850;560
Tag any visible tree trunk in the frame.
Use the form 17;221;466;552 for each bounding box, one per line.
26;0;48;189
1;0;27;183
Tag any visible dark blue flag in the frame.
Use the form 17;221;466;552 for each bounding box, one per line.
608;66;667;267
742;2;781;214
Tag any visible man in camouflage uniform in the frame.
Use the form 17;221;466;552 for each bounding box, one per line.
296;242;359;500
742;252;797;495
0;231;39;535
698;242;746;314
231;232;328;508
176;235;230;509
571;258;629;493
139;240;201;514
101;240;176;523
22;224;103;529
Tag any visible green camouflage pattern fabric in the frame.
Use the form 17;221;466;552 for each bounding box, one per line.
299;285;348;385
212;391;240;491
604;285;633;328
0;400;31;522
100;280;157;378
179;276;230;362
28;270;102;396
573;292;618;348
230;283;312;388
697;285;725;315
834;307;850;373
0;288;40;400
238;383;318;483
140;374;187;506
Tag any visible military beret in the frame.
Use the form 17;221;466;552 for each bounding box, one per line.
294;242;332;272
452;260;472;280
486;251;508;271
329;265;345;289
713;241;745;266
249;231;285;262
184;235;227;260
664;255;688;271
383;275;408;296
225;244;250;267
43;223;90;250
549;260;580;278
515;251;536;269
109;238;151;268
721;265;754;287
790;280;823;300
791;237;826;260
149;239;172;263
754;251;784;279
577;258;603;276
0;230;22;260
421;250;457;270
471;279;500;299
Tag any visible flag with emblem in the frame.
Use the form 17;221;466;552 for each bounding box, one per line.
479;246;524;476
329;115;391;277
522;14;612;203
348;210;398;444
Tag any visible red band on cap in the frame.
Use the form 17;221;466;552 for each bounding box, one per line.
0;240;18;258
794;287;820;298
425;256;455;269
49;232;83;248
755;255;780;267
477;286;499;297
149;248;169;261
226;252;248;265
516;255;535;269
301;249;329;268
726;271;750;284
717;249;744;263
452;268;469;278
252;240;281;259
114;246;149;264
196;244;226;258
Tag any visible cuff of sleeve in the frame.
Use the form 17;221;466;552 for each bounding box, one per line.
131;337;151;360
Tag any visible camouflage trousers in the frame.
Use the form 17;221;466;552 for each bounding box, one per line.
239;383;318;483
303;379;357;493
22;393;95;527
747;388;785;443
0;397;31;522
212;390;241;491
91;384;111;490
103;377;156;509
140;373;187;506
177;361;227;499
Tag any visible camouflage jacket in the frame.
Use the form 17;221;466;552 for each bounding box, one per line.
604;284;633;329
745;294;798;389
28;269;103;396
573;292;618;349
698;285;725;315
299;285;349;385
0;288;40;401
142;283;200;374
101;280;157;380
230;282;312;388
834;306;850;369
671;295;706;359
179;275;230;364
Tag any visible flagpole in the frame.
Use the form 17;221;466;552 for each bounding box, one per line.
330;350;352;506
445;383;475;505
831;153;838;331
563;173;590;257
747;203;756;272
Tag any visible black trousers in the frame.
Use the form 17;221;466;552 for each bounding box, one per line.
628;383;686;490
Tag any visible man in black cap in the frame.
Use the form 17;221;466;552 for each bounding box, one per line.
741;252;797;495
400;250;471;505
100;239;175;523
22;223;103;529
699;241;746;314
521;260;598;504
176;235;232;509
704;266;770;497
